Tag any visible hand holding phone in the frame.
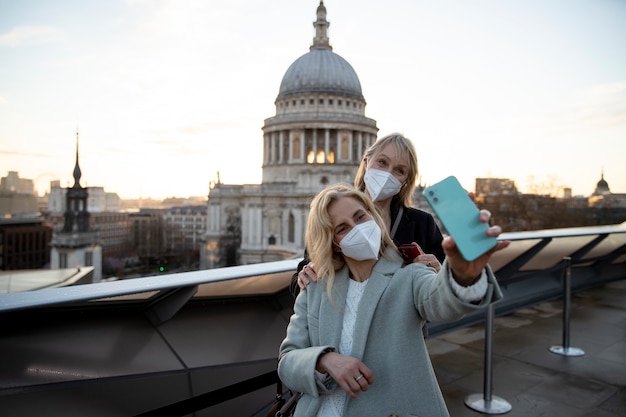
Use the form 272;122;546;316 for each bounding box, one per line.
398;243;422;264
424;176;497;262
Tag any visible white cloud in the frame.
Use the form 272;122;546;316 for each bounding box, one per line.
542;81;626;134
0;25;65;47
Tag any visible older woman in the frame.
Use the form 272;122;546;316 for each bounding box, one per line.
293;133;445;296
278;184;508;416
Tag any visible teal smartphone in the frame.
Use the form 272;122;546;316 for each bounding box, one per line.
424;176;497;261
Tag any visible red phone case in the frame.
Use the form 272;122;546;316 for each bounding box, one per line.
398;243;421;263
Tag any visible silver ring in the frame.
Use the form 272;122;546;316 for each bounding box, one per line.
355;374;363;382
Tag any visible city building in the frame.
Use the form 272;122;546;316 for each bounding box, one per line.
163;205;207;266
588;172;626;209
0;171;34;195
48;184;122;213
475;177;519;197
91;211;132;274
0;172;39;218
202;2;378;267
0;218;52;270
474;173;626;232
0;193;39;218
49;131;102;281
127;208;167;272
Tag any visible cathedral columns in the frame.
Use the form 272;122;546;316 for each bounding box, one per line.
324;129;330;163
312;129;318;163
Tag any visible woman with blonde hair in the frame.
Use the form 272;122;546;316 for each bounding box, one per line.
278;184;508;416
293;133;445;295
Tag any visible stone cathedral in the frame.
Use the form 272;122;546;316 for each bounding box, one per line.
202;2;379;268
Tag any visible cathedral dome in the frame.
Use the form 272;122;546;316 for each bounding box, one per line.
261;1;377;188
277;49;364;100
276;1;363;101
594;172;610;195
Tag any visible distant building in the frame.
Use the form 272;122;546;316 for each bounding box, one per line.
128;208;167;269
203;2;378;268
0;172;39;218
163;206;207;253
90;212;131;259
161;196;206;209
475;178;519;196
0;171;35;195
588;172;626;209
0;218;52;270
50;131;102;281
47;184;122;214
592;172;611;196
474;172;626;231
121;198;164;211
0;193;39;218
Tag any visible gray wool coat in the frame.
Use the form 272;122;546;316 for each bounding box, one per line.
278;249;503;417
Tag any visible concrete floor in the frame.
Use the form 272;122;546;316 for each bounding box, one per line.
428;279;626;417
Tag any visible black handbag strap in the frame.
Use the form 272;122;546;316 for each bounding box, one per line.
276;391;302;417
275;377;283;399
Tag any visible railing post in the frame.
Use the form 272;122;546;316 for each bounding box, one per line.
549;257;585;357
464;303;512;414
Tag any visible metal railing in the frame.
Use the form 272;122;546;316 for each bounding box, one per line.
1;223;625;416
141;223;626;416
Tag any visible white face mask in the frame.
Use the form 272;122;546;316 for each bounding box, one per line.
364;168;402;202
338;220;382;261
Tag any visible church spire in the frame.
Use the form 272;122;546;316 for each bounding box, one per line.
73;128;82;188
61;129;90;233
311;1;332;50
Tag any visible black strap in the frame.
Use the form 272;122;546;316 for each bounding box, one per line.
390;206;404;239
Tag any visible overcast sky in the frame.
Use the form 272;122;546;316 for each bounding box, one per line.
1;0;625;199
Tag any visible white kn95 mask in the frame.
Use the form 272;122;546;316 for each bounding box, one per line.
338;220;382;261
364;169;402;201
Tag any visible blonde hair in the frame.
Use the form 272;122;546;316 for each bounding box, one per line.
354;133;419;207
305;184;397;299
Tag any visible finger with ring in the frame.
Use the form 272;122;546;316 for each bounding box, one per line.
426;261;431;267
355;374;364;382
